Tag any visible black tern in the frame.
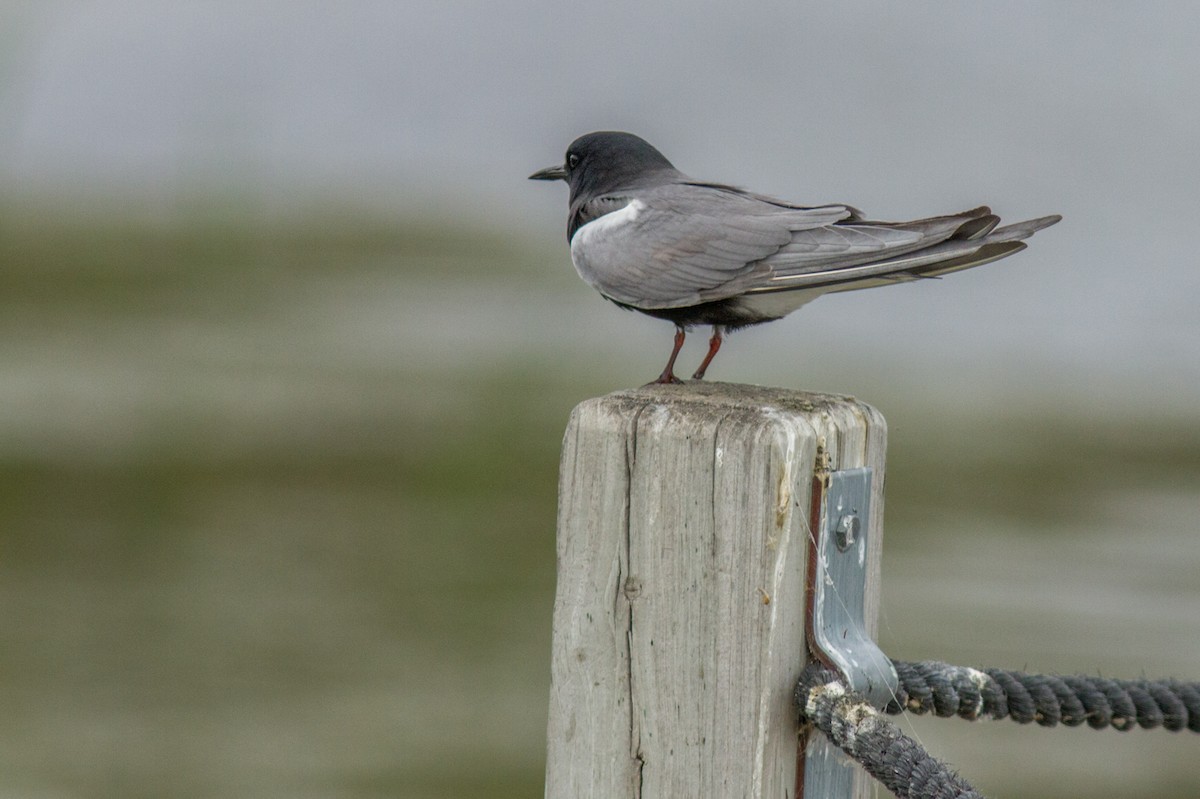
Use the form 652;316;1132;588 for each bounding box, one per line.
531;131;1060;383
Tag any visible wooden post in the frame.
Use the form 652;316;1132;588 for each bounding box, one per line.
545;382;887;798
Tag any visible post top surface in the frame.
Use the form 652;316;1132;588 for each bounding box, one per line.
590;381;875;420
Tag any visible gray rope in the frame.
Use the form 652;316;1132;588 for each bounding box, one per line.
796;664;984;799
887;660;1200;732
797;661;1200;799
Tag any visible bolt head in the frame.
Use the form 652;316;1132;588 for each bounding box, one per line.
835;513;860;550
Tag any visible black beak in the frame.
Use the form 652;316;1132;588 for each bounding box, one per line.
529;165;567;181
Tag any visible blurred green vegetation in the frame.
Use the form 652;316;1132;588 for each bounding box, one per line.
885;412;1200;536
0;202;1197;798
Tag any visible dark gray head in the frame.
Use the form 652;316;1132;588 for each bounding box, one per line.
530;131;679;202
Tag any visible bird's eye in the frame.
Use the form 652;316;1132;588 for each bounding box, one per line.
567;153;580;169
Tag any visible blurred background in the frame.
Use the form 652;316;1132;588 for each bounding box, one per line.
1;2;1198;797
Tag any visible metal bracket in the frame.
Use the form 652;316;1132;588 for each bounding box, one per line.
811;467;897;707
802;466;898;798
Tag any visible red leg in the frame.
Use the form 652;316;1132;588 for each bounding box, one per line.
652;326;686;384
691;326;724;380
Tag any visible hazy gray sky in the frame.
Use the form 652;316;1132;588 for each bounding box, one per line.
4;3;1196;210
2;1;1197;396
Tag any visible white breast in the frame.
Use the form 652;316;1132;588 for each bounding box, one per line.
568;199;646;295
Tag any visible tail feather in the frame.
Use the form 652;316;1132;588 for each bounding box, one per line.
987;214;1062;242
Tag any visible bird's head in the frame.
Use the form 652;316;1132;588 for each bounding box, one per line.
530;131;678;201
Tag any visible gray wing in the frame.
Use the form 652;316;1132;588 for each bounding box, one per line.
570;183;916;309
750;213;1062;295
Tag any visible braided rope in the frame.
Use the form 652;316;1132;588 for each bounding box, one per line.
797;661;1200;799
887;660;1200;732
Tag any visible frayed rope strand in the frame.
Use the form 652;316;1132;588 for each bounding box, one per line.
797;665;985;799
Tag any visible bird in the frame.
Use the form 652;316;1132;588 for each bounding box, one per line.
530;131;1061;384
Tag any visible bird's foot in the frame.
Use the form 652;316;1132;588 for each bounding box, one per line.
648;327;687;385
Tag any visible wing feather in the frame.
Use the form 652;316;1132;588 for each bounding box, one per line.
751;215;1062;294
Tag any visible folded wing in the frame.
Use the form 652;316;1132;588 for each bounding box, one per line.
569;180;1060;310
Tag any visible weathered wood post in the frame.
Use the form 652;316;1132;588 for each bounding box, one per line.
545;382;887;798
